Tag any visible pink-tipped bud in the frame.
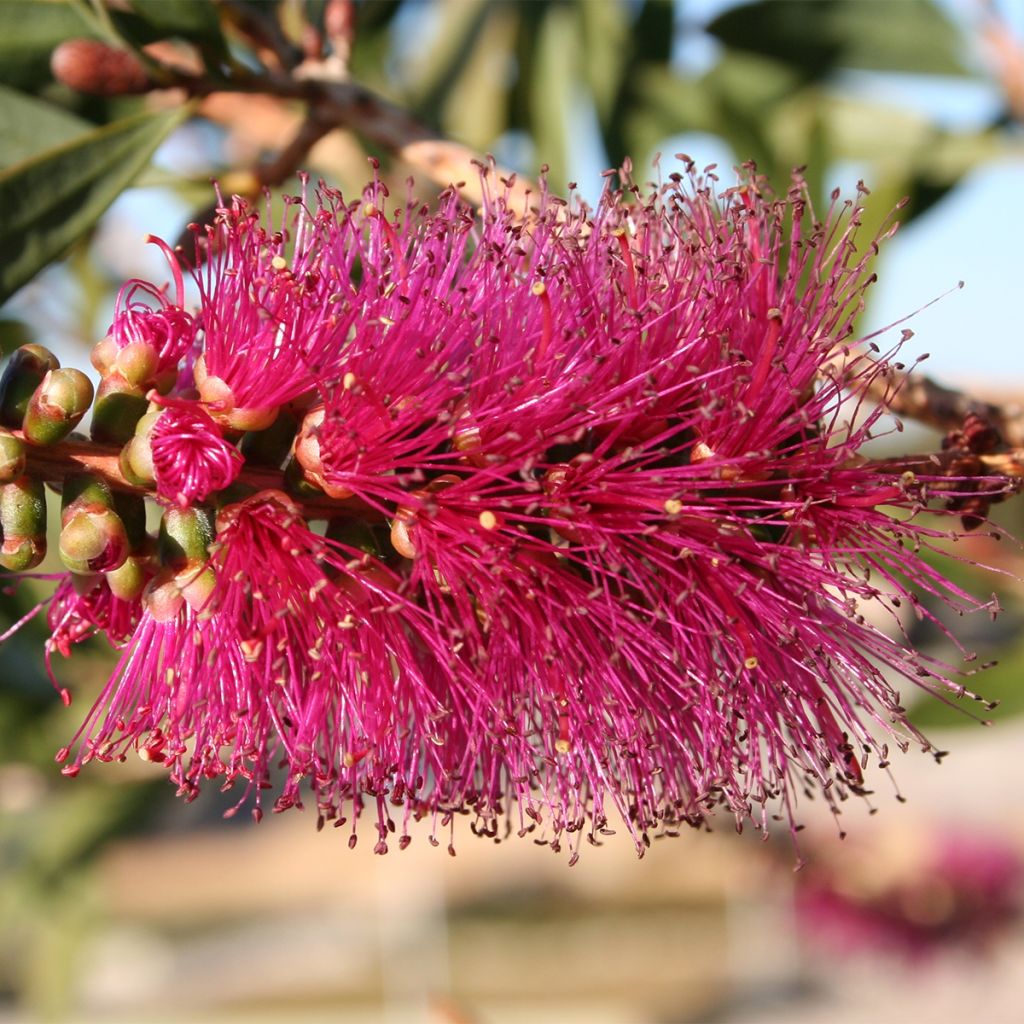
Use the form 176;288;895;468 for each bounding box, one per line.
90;336;120;376
113;341;160;388
295;405;354;498
177;563;216;613
59;507;130;575
51;39;152;96
143;570;185;623
143;561;215;621
22;368;94;446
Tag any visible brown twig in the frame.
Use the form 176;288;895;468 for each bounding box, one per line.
825;345;1024;447
19;431;1020;532
17;433;374;522
158;61;538;213
869;356;1024;446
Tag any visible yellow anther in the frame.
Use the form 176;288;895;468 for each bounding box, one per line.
691;441;716;463
240;638;264;663
664;498;683;515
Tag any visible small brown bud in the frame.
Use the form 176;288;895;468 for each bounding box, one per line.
51;39;152;96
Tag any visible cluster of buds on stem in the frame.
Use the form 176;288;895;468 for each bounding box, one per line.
0;164;1016;858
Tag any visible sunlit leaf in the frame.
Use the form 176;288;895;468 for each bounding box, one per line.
577;0;628;125
0;104;192;304
531;4;575;189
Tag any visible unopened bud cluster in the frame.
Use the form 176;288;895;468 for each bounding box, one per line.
0;342;219;613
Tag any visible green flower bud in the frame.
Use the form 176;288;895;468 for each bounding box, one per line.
105;552;150;601
158;506;214;569
22;368;94;446
118;408;162;486
0;430;25;483
119;435;155;487
61;473;116;515
0;345;60;428
91;374;149;445
240;408;298;468
59;474;129;575
0;476;46;570
59;507;129;575
112;492;148;550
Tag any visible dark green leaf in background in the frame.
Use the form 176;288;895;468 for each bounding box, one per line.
0;1;94;90
111;0;230;67
707;0;969;79
0;103;192;305
0;85;92;170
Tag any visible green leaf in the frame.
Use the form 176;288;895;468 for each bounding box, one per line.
0;1;94;90
0;319;32;356
576;0;629;125
402;0;491;124
0;104;191;305
112;0;229;64
0;85;92;169
707;0;969;78
531;4;576;189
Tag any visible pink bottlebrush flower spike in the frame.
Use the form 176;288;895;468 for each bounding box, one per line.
5;161;1014;860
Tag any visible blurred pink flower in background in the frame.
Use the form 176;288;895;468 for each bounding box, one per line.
795;831;1024;960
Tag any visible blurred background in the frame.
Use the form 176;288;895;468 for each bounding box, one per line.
2;1;1024;1021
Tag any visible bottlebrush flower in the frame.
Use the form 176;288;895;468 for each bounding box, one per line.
4;163;1012;859
148;398;244;506
795;831;1024;959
